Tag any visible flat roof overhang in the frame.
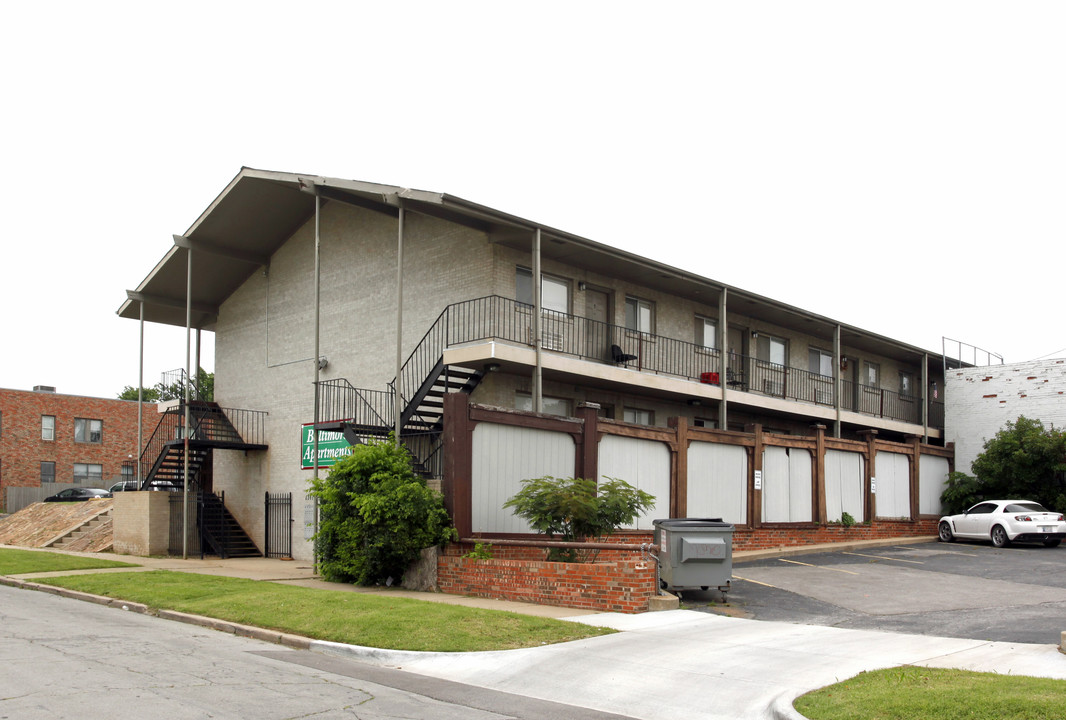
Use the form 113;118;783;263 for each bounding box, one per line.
118;167;943;367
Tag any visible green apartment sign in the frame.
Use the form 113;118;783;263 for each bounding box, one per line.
301;423;353;469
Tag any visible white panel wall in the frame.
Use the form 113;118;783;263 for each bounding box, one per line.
597;435;671;530
874;452;910;519
762;447;813;523
687;442;748;525
471;423;576;533
825;449;865;522
919;455;950;516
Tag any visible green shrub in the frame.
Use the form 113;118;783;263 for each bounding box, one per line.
310;439;456;585
503;476;655;562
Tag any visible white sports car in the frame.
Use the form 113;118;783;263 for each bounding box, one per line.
938;500;1065;548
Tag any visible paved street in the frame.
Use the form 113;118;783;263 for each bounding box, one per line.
685;540;1066;645
0;584;631;720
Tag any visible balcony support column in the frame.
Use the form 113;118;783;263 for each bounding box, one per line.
532;228;543;413
921;352;929;443
395;206;405;442
833;324;842;438
718;288;728;431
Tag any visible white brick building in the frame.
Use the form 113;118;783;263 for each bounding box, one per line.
946;358;1066;474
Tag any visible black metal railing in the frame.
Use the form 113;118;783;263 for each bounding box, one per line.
138;402;267;482
318;294;944;438
316;379;394;427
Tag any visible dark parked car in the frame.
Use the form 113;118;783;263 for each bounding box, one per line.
44;487;112;502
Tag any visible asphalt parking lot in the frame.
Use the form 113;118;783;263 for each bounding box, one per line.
682;539;1066;645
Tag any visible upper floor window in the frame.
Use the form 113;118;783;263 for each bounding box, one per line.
40;461;56;483
695;316;717;350
42;415;55;441
623;407;653;425
625;296;654;333
899;372;913;397
864;361;880;388
756;334;787;366
73;463;103;484
74;418;103;444
809;348;833;377
516;267;570;313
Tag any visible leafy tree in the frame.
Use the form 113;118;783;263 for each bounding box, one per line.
941;416;1066;513
117;369;214;402
310;438;456;585
504;476;655;562
118;386;161;402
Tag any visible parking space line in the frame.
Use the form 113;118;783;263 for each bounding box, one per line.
732;575;776;588
778;558;859;574
842;551;923;564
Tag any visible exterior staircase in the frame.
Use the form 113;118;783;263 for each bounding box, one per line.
198;492;260;558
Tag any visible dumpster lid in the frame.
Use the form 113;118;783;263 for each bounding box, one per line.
653;517;733;529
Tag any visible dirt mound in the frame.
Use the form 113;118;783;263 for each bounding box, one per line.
0;499;113;551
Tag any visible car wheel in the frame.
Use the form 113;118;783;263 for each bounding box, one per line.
1043;539;1061;548
991;525;1011;548
938;521;955;543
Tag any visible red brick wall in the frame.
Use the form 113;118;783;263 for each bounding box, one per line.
439;519;937;613
0;388;159;490
438;542;659;614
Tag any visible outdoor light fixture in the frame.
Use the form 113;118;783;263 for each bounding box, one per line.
484;363;501;372
317;357;329;370
687;398;702;407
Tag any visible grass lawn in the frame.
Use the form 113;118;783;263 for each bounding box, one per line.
0;547;138;574
29;568;614;651
795;666;1066;720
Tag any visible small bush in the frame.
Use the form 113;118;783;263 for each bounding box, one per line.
840;511;856;528
504;476;655;562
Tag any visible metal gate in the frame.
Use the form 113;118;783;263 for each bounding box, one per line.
264;492;293;559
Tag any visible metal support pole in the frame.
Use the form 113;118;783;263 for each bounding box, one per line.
834;324;842;438
533;228;543;413
183;247;192;559
394;207;405;442
195;328;202;400
137;301;144;488
312;194;321;571
921;351;929;443
718;287;727;431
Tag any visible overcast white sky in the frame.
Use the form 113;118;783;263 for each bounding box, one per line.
2;1;1063;399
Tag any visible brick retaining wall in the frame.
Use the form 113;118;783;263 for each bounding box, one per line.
438;519;937;613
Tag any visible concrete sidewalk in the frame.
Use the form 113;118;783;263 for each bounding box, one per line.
5;543;1066;720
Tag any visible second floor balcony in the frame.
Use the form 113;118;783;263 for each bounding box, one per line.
401;296;945;437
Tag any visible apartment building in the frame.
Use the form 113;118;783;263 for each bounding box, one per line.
117;168;952;560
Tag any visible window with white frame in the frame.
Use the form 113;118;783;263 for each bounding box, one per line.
696;315;717;350
41;415;55;441
516;267;570;313
40;461;55;483
808;348;833;377
73;463;103;484
899;371;913;397
864;361;880;388
756;334;787;365
74;418;103;444
624;296;654;333
623;407;653;425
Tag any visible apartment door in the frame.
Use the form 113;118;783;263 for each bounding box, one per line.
586;288;611;361
726;326;747;388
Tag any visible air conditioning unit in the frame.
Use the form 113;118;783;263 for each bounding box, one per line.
762;379;785;397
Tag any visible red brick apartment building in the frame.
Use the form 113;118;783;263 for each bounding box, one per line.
0;386;158;495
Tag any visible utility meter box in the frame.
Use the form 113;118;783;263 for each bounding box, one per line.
653;518;734;593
